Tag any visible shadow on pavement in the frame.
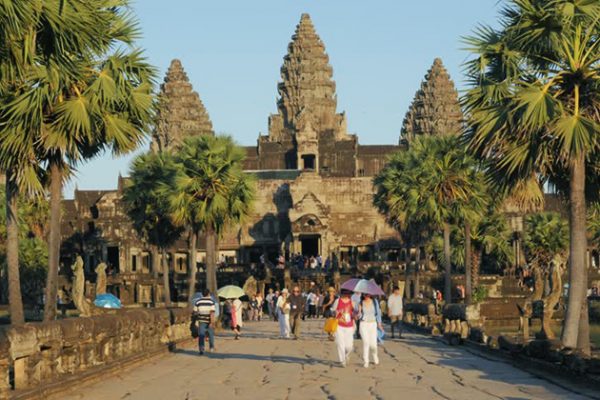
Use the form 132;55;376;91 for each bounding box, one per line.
172;348;331;366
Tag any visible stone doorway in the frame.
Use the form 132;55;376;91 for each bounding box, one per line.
300;235;320;257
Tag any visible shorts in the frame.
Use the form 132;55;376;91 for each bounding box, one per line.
390;315;402;323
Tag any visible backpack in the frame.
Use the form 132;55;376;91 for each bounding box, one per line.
359;298;381;322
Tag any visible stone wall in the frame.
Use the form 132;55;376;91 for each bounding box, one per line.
0;308;191;399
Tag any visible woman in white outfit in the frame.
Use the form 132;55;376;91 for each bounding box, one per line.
357;293;383;368
332;289;356;367
276;289;291;338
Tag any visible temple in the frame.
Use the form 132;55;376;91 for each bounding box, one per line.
59;14;564;305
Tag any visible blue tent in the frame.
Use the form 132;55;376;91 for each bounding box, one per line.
94;293;122;309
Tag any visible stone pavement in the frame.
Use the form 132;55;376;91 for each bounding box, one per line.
61;319;595;400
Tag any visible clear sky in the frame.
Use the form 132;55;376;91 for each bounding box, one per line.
64;0;500;198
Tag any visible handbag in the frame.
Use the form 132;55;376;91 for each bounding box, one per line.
324;317;338;334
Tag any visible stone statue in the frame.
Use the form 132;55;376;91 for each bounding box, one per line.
95;262;107;295
72;255;93;317
243;275;258;297
541;257;562;339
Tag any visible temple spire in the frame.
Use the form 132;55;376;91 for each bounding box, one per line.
151;59;214;152
269;13;344;138
400;58;463;144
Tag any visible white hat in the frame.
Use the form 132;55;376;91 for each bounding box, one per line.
281;288;289;294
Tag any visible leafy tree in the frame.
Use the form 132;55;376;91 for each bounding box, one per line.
123;152;183;307
523;212;569;268
0;184;48;310
171;135;255;299
0;1;156;321
374;135;489;303
463;0;600;353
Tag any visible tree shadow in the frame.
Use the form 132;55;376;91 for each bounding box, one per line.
172;348;331;366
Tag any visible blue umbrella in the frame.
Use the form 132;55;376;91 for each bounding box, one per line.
94;293;122;309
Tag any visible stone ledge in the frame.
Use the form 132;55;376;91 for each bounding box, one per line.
10;341;191;400
0;308;192;400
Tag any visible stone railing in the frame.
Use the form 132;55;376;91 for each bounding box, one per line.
0;308;192;400
403;302;440;333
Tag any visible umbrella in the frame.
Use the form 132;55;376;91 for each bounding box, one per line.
94;293;122;309
341;279;385;296
217;285;245;299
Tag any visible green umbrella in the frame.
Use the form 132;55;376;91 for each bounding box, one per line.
217;285;245;299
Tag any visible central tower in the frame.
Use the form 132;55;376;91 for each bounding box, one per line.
257;14;357;176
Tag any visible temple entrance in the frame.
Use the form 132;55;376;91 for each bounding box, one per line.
107;246;120;273
300;235;320;257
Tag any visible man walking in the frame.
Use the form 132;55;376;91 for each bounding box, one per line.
387;286;403;339
193;288;216;354
288;286;305;339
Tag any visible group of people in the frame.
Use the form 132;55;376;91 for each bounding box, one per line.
191;283;405;368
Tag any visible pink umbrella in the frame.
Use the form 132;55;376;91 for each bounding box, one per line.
341;278;385;296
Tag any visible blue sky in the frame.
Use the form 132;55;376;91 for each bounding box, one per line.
64;0;500;198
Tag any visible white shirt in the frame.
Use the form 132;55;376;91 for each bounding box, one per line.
387;293;403;316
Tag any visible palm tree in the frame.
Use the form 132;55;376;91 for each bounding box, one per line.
0;1;48;325
374;135;489;303
123;152;183;307
463;0;600;354
0;1;156;321
523;212;569;270
171;135;255;300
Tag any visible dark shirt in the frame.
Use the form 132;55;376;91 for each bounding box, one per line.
288;294;305;315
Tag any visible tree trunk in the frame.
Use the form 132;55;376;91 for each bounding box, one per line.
465;222;472;304
151;245;160;280
561;153;588;353
472;249;482;289
187;230;198;304
150;245;160;306
205;227;218;294
44;162;62;322
161;249;171;308
6;175;24;325
443;222;452;304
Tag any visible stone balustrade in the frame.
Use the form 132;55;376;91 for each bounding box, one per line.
0;308;192;399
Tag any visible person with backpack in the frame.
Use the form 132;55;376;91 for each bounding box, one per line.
357;293;383;368
332;289;356;367
192;288;216;355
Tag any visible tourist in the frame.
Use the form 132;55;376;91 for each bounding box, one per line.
266;288;276;320
192;288;216;355
277;288;291;338
289;286;305;339
232;297;243;339
249;295;259;321
322;287;337;318
307;290;318;318
255;291;264;321
332;289;356;367
387;286;403;339
357;293;383;368
351;291;362;339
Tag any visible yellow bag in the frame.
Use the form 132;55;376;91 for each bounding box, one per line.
324;317;338;334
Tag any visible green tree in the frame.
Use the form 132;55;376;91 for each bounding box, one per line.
171;135;255;300
523;212;569;269
0;1;156;321
0;184;49;312
0;0;46;325
463;0;600;353
374;135;489;303
123;152;183;307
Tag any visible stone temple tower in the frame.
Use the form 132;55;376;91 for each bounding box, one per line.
257;14;357;176
151;59;214;153
400;58;463;145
